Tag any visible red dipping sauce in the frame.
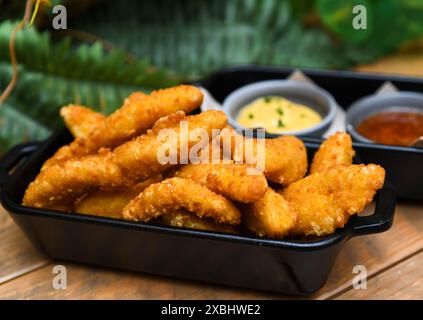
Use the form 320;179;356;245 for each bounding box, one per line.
356;111;423;147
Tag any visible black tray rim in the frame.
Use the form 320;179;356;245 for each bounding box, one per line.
2;63;403;252
0;129;358;252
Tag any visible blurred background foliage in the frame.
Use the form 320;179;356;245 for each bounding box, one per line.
0;0;422;151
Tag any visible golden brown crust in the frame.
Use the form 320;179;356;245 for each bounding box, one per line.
173;163;268;203
263;136;308;185
113;110;227;181
24;110;227;209
122;177;241;225
282;164;385;236
43;85;203;168
310;132;355;174
60;105;106;139
23;86;388;240
243;188;297;238
23;152;130;209
220;127;308;185
159;210;237;234
74;175;164;218
86;86;201;152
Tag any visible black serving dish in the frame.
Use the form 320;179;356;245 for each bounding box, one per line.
0;128;395;295
198;65;423;201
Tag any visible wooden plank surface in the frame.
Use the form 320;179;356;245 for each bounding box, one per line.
0;208;50;285
314;202;423;299
355;39;423;76
0;263;277;300
0;202;421;299
336;250;423;300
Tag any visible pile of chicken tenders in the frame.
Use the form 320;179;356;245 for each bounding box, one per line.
23;85;386;238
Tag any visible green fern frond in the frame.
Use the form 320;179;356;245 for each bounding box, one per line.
0;100;51;150
71;0;423;77
71;0;303;78
0;20;181;151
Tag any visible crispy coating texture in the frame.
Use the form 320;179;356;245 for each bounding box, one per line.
310;132;355;174
160;210;237;234
74;175;163;218
44;86;202;168
243;188;297;238
60;105;106;139
220;126;308;185
23;151;130;209
263;136;308;185
23;110;227;209
173;163;268;203
43;92;145;168
113;110;227;181
122;177;241;225
282;164;385;236
85;86;202;153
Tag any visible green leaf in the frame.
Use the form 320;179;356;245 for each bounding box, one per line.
70;0;423;76
1;0;422;153
71;0;294;78
289;0;316;18
0;19;181;151
0;100;51;152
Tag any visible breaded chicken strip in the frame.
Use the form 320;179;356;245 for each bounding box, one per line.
282;164;385;236
44;86;202;168
74;175;163;218
43;92;146;168
122;177;241;225
243;188;297;238
173;163;267;203
113;110;227;181
23;110;227;209
264;136;308;185
23;151;130;209
310;132;355;174
160;210;237;234
86;86;202;153
60;105;106;139
220;126;308;185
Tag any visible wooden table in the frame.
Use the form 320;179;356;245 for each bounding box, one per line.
1;54;422;300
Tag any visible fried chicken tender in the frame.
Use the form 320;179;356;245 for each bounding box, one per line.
310;132;355;174
243;188;297;238
173;163;268;203
60;105;106;139
282;164;385;236
44;86;202;168
220;126;308;185
122;177;241;225
86;86;202;152
23;110;227;209
113;110;227;181
43;92;146;168
264;136;308;185
23;151;130;209
74;175;163;218
159;210;237;234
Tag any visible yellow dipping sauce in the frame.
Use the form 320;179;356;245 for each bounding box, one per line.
236;96;322;133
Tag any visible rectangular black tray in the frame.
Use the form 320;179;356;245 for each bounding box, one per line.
198;65;423;202
0;129;395;295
